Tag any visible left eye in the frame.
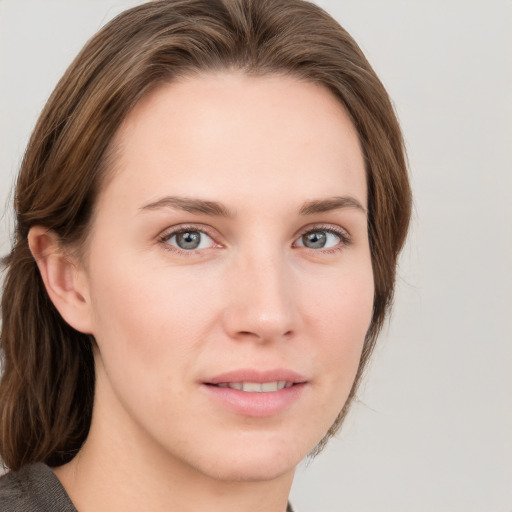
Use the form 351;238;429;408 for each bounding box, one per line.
295;230;341;249
164;230;215;251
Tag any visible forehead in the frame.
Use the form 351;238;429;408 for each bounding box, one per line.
102;72;366;211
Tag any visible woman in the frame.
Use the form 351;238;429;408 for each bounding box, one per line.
0;1;411;510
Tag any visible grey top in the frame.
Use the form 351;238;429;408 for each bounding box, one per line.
0;463;76;512
0;463;295;511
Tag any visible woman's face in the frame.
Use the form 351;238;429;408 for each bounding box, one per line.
79;73;373;482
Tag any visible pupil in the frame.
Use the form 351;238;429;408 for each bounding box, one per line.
176;231;201;250
303;231;326;249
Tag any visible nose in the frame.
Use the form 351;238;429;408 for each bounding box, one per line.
222;250;298;343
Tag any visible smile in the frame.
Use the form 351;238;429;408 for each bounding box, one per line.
214;381;294;392
202;369;308;417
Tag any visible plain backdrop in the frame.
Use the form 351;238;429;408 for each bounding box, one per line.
0;1;511;511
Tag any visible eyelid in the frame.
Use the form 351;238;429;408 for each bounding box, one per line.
158;224;223;254
293;223;352;251
156;222;352;255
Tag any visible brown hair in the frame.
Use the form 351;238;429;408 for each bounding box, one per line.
0;0;411;470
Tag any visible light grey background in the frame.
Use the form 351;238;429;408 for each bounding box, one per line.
1;1;511;511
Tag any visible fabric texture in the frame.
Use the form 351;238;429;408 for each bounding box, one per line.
0;463;77;511
0;462;295;511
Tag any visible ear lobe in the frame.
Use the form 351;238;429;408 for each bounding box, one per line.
28;226;94;334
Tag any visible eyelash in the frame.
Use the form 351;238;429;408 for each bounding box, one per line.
295;224;352;254
158;224;220;256
157;223;352;256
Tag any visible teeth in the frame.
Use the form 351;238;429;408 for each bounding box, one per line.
261;382;278;392
242;382;262;392
215;381;293;392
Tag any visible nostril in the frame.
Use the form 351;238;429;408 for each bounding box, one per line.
235;329;294;342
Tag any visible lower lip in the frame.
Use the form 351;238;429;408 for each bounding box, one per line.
201;383;307;417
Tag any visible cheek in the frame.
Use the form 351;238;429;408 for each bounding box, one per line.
86;253;224;374
307;259;374;334
85;261;210;432
305;266;374;390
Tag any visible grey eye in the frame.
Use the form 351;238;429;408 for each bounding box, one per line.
296;230;341;249
176;231;201;250
302;231;327;249
166;230;214;250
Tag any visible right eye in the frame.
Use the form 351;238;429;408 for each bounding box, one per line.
161;229;216;251
296;229;340;250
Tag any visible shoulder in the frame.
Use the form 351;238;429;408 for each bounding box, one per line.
0;463;76;512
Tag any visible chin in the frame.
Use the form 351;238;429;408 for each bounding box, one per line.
188;434;311;483
201;454;298;483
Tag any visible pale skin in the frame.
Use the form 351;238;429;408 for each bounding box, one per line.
29;73;374;512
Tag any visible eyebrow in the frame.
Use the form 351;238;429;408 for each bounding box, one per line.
139;195;366;217
140;196;234;217
299;196;367;216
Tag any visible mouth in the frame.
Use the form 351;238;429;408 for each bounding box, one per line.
202;370;307;417
208;381;295;392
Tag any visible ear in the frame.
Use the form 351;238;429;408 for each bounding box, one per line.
28;226;94;334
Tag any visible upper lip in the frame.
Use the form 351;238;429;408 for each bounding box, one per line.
204;368;308;385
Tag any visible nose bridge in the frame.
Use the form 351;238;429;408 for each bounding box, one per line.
224;243;297;341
